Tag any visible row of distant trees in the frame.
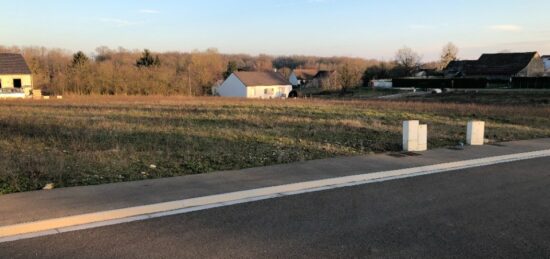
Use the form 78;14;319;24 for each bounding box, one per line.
3;46;228;95
0;43;458;95
362;43;459;82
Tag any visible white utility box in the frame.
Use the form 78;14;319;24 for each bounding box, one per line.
467;121;485;146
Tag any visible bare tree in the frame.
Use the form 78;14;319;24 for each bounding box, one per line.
278;67;292;79
395;47;421;76
337;60;363;94
7;44;402;96
439;42;459;70
253;54;273;72
189;48;224;95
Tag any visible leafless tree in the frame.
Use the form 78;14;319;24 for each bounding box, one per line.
254;54;273;72
278;67;292;79
439;42;459;70
337;60;364;94
3;44;392;96
395;47;421;75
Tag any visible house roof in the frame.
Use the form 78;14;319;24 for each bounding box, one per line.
466;52;538;76
444;60;477;72
292;69;318;80
234;71;291;87
314;70;336;79
0;53;32;75
542;55;550;59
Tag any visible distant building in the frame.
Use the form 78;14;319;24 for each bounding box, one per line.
288;69;318;86
413;69;443;78
217;71;292;98
412;63;443;78
370;79;393;89
443;60;477;78
309;70;338;89
543;55;550;76
444;52;544;80
0;53;33;96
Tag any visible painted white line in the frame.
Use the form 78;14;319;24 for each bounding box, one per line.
1;149;550;243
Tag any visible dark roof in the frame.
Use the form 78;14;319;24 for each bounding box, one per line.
444;60;477;76
314;70;336;79
0;53;32;75
542;55;550;59
466;52;538;76
444;60;476;71
234;71;291;86
292;69;318;80
444;52;539;76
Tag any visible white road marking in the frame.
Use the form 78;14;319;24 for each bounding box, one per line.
1;149;550;243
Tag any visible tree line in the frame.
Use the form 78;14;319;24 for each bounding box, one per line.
362;43;459;81
0;43;458;95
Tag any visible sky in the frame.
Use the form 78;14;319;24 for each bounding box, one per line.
2;0;550;61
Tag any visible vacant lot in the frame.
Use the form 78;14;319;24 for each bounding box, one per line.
1;96;549;194
405;90;550;105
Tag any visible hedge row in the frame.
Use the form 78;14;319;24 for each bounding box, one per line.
392;78;488;89
392;77;550;89
511;77;550;89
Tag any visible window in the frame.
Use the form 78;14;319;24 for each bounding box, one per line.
13;79;22;88
0;79;2;88
264;88;274;95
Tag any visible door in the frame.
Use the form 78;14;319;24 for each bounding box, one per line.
13;79;22;88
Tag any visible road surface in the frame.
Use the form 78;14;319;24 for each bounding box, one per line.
1;156;549;258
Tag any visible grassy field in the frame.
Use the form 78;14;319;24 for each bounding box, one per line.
302;88;402;99
404;90;550;105
1;96;549;194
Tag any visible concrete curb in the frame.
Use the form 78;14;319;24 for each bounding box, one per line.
2;149;550;243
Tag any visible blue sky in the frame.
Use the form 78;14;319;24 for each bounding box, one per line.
2;0;550;61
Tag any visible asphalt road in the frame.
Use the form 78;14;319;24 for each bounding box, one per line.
2;157;550;258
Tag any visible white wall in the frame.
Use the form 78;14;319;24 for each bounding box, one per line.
0;74;33;88
372;79;393;88
246;85;293;99
217;74;247;97
218;74;293;98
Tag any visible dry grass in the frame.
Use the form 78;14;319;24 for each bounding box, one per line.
1;96;549;194
405;91;550;105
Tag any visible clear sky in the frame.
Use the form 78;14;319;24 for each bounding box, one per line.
2;0;550;61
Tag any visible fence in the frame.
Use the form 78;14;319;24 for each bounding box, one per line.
511;77;550;89
392;78;488;89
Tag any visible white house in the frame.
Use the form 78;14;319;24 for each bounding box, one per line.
0;53;33;97
543;55;550;76
217;71;293;98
